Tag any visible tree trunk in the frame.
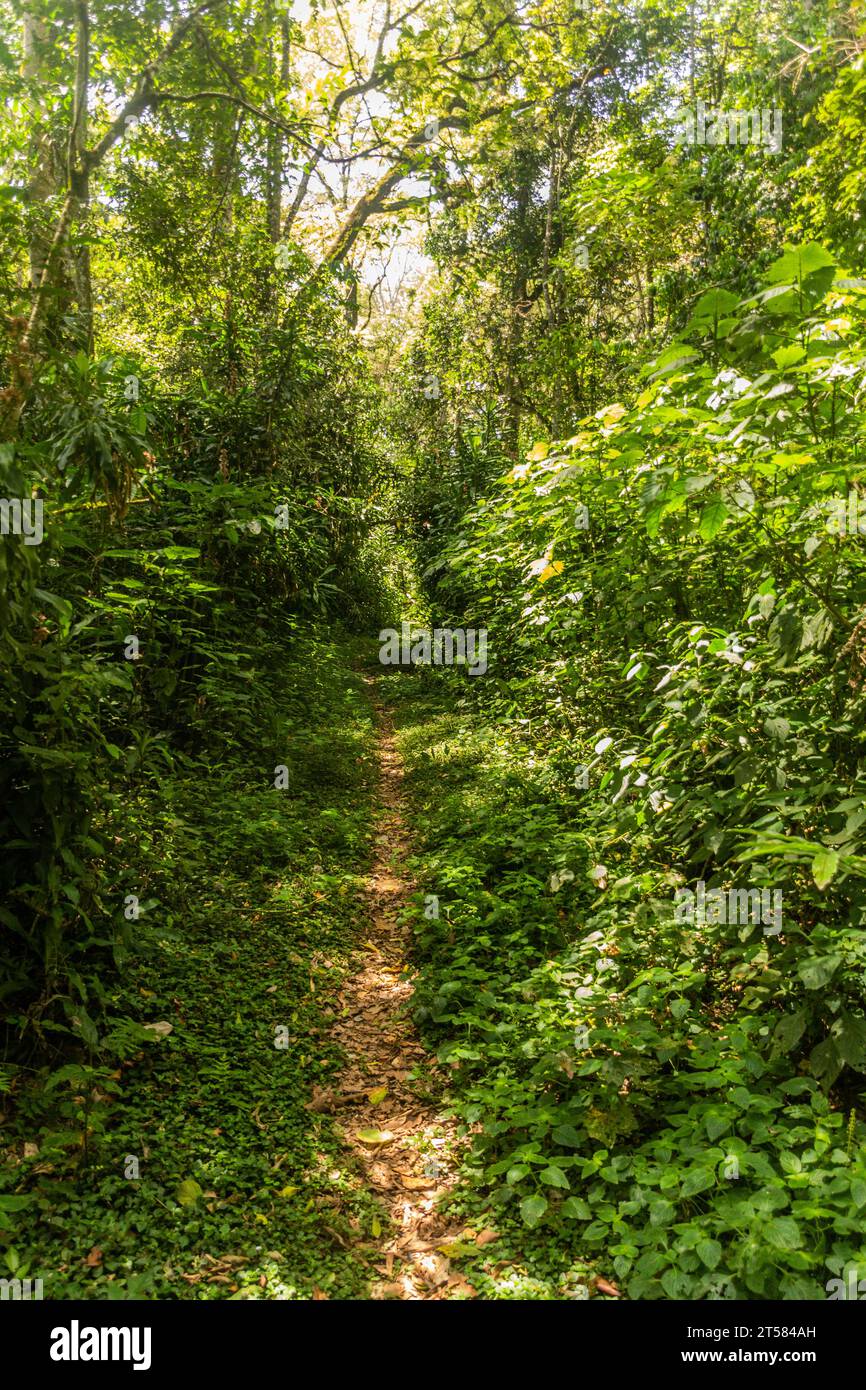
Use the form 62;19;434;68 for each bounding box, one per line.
23;8;71;344
22;3;92;352
70;0;93;352
266;16;291;244
503;171;532;461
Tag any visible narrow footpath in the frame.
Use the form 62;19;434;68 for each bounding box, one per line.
322;680;473;1299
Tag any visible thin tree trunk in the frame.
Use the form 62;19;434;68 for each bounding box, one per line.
23;8;68;336
70;0;93;352
267;16;291;243
504;172;531;461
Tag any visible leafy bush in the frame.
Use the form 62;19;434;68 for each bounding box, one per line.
392;243;866;1297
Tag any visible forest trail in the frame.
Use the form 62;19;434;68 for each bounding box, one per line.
325;679;470;1300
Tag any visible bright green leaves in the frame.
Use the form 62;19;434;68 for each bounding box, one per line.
649;1198;676;1226
696;1238;722;1270
356;1129;394;1145
763;1216;803;1250
539;1165;570;1189
561;1197;592;1220
698;496;728;540
772;344;807;370
812;848;840;890
680;1167;716;1199
639;470;728;541
765;242;836;286
519;1194;548;1227
646;342;701;381
683;288;739;340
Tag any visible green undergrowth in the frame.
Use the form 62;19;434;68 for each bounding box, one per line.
0;632;384;1299
385;666;866;1302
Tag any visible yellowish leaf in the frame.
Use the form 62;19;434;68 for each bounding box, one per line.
539;560;564;583
356;1129;394;1145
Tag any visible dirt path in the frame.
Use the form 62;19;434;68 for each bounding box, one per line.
324;682;472;1299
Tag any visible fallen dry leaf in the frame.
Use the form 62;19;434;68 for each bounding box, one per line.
446;1275;476;1298
594;1276;622;1298
422;1254;450;1287
306;1086;334;1113
475;1228;499;1248
84;1247;103;1268
370;1281;404;1299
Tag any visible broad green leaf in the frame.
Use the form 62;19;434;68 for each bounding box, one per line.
680;1168;715;1198
765;243;836;285
764;1216;802;1250
798;955;841;989
698;496;728;540
689;288;739;324
561;1197;592;1219
539;1165;570;1189
771;344;807;369
0;1196;33;1212
696;1239;722;1270
519;1194;548;1227
551;1125;582;1147
811;848;839;890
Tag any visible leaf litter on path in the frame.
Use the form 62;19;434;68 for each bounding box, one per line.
326;682;469;1300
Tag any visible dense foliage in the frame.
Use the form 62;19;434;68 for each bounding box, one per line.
2;0;865;1303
